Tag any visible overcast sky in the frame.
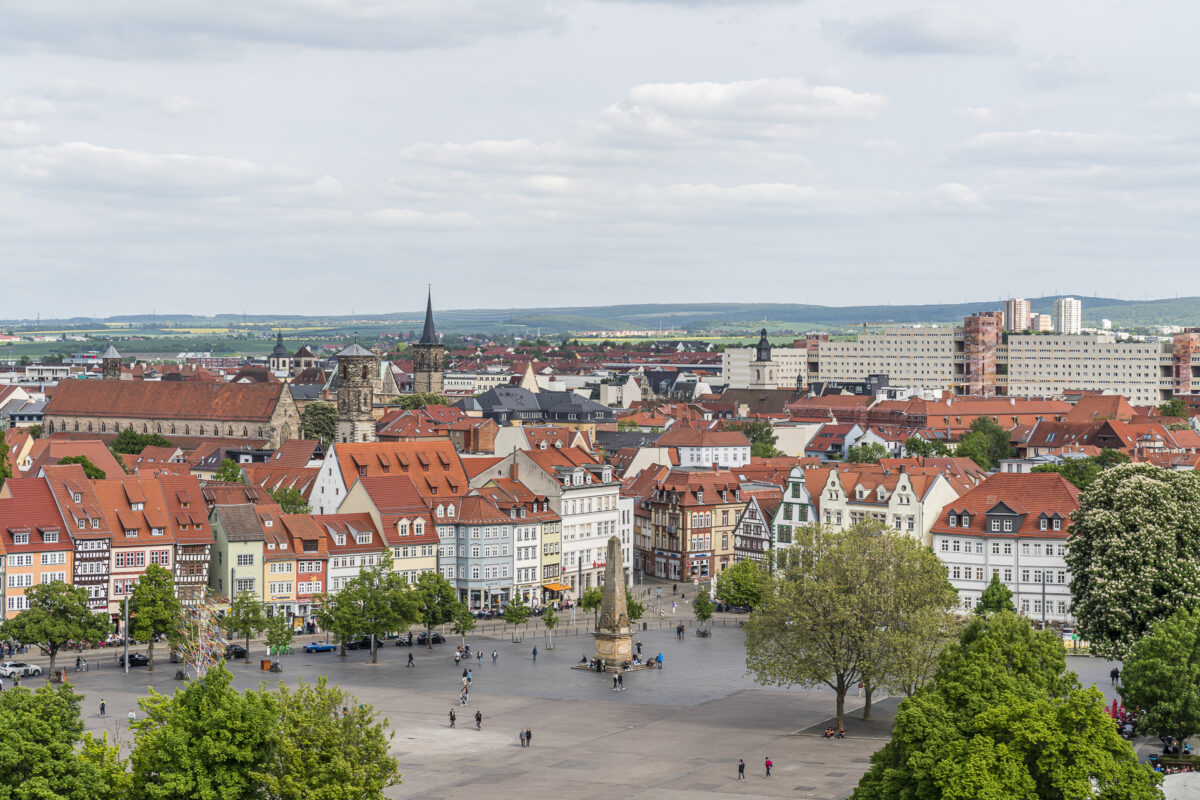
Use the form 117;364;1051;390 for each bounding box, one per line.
2;1;1197;318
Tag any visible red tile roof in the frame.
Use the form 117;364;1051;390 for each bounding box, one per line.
45;380;286;421
333;441;468;502
656;428;750;448
931;473;1080;537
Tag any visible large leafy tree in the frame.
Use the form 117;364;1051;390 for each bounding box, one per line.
267;487;310;514
253;678;400;800
715;558;767;609
57;455;106;479
0;581;110;674
388;393;450;409
744;522;956;728
225;591;267;661
955;416;1012;470
450;603;476;646
579;587;603;628
975;573;1015;616
1067;463;1200;659
129;564;181;672
212;458;245;484
1121;607;1200;744
625;590;645;623
131;665;276;800
315;589;359;656
723;420;780;458
1031;449;1130;491
410;571;460;650
263;613;294;655
1160;397;1187;419
852;612;1161;800
903;436;950;458
503;594;529;640
300;401;336;447
111;428;173;455
846;441;888;464
692;592;714;630
336;555;419;663
0;683;131;800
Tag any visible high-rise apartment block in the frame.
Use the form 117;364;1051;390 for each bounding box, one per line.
1003;298;1031;332
1029;313;1053;332
1053;297;1082;335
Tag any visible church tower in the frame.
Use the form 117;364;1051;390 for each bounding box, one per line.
269;332;291;374
412;289;446;395
748;328;778;390
102;344;122;381
334;336;379;444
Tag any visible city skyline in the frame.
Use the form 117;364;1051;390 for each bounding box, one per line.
3;1;1200;316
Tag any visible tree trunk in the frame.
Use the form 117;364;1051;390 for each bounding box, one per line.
48;646;57;676
863;684;874;721
339;636;347;657
835;684;846;731
427;624;434;650
148;639;155;672
245;633;251;661
371;636;379;664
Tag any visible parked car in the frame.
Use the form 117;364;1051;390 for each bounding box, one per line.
116;653;150;668
303;641;337;653
344;637;374;651
416;631;446;645
394;633;413;647
0;661;42;677
169;650;183;663
224;644;247;660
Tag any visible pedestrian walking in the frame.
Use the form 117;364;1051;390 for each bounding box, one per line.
99;699;106;717
737;759;745;780
76;656;82;671
454;652;461;666
449;709;456;728
475;710;482;731
128;709;136;726
492;650;498;664
519;729;527;747
765;757;772;778
1110;667;1120;685
612;674;618;691
525;728;532;747
532;646;537;662
672;601;677;614
467;669;472;684
857;681;863;698
463;675;469;688
636;641;642;656
407;652;415;667
617;673;624;690
477;650;482;665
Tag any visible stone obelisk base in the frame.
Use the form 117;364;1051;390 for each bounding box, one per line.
593;630;633;671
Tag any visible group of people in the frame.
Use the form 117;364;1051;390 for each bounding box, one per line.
74;656;90;672
737;757;772;778
822;727;846;740
675;624;687;640
518;727;533;746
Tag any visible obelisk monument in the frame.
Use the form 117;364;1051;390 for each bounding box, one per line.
593;535;633;670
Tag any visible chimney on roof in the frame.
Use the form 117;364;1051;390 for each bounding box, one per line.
510;463;519;481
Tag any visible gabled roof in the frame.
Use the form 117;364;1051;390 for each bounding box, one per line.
45;380;285;422
311;512;384;553
41;464;113;539
656;428;749;448
0;478;71;552
932;473;1080;537
212;503;266;542
27;437;125;479
267;439;322;468
332;441;467;501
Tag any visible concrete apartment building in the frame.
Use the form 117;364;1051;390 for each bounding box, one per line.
1004;298;1031;331
1053;297;1082;335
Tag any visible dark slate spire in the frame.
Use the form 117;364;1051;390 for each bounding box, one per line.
755;328;771;363
419;288;438;345
271;331;288;358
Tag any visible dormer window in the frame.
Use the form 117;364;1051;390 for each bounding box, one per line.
77;518;85;529
696;491;703;504
857;489;864;499
436;505;444;518
42;531;58;543
13;532;29;545
125;529;138;538
1052;518;1062;531
131;502;144;511
91;519;99;529
1039;517;1048;530
948;515;957;527
152;528;164;536
447;504;455;518
414;520;424;535
334;533;346;546
72;493;82;503
264;519;273;527
961;515;970;527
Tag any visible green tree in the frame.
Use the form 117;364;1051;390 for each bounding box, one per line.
902;435;950;458
264;613;294;655
975;572;1015;616
503;595;530;640
129;563;181;672
26;423;42;440
724;420;781;458
212;458;245;484
0;581;110;675
225;590;267;661
852;612;1161;800
411;571;459;650
715;558;767;609
110;427;172;455
846;441;888;464
450;603;476;646
300;401;336;447
625;590;645;623
954;416;1012;470
336;555;419;663
131;664;275;800
1031;449;1131;490
254;677;401;800
1121;607;1200;744
692;592;714;631
580;587;603;628
616;417;639;431
1067;463;1200;659
744;522;956;728
873;607;962;698
388;393;450;409
0;683;130;800
316;590;358;657
542;605;558;649
57;454;106;479
1160;397;1187;418
268;487;310;514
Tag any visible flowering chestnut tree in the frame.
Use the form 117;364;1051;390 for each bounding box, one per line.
1067;463;1200;659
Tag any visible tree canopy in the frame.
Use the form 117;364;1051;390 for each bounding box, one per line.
0;581;110;674
1030;449;1130;490
724;420;781;458
57;455;106;479
267;487;310;514
1067;463;1200;658
692;592;714;628
852;612;1161;800
1121;607;1200;744
846;441;889;464
410;571;460;649
954;416;1012;470
299;401;336;448
1159;397;1187;419
975;573;1015;616
388;393;451;409
129;563;181;672
715;558;767;609
335;555;420;662
0;428;11;488
903;436;951;459
580;587;603;627
110;427;173;455
625;590;645;623
744;522;956;727
225;591;266;660
212;458;245;484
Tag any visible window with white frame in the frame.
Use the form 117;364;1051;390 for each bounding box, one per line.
236;554;254;566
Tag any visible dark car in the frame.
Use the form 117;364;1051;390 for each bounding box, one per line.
344;637;374;651
302;641;337;653
416;631;445;645
117;652;150;667
169;650;183;663
395;633;413;647
224;644;247;660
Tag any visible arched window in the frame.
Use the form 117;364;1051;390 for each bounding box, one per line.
74;421;79;431
170;425;176;434
87;422;92;432
47;421;55;434
99;422;106;433
362;366;370;380
242;427;248;437
142;423;148;433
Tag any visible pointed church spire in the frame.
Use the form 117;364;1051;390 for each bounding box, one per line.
420;286;437;345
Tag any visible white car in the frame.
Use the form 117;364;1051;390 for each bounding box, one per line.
0;661;42;677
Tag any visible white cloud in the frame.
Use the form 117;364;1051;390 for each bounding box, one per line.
954;106;993;122
366;209;479;228
1149;92;1200;111
0;0;563;58
827;7;1013;56
597;78;886;141
944;129;1181;169
1021;54;1105;90
0;120;41;145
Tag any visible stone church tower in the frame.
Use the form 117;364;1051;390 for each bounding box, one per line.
102;344;122;381
747;328;778;390
334;337;378;444
412;289;446;395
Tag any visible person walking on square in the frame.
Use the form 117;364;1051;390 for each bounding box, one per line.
477;650;482;666
519;729;526;747
467;669;472;685
492;650;498;664
407;652;415;667
618;672;624;690
525;728;532;747
1111;667;1120;685
737;759;745;780
612;674;619;691
475;710;482;731
765;757;772;778
99;699;105;717
532;646;537;663
449;709;456;728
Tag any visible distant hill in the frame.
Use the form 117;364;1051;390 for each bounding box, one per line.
6;295;1199;334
